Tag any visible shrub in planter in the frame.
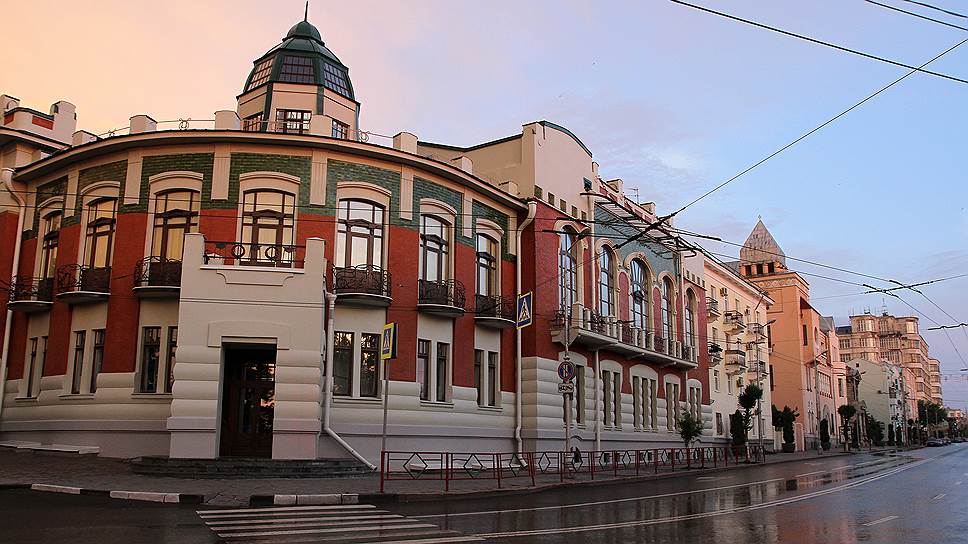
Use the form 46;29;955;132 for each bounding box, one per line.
820;419;831;450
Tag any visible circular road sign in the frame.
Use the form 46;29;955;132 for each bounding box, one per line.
557;361;577;382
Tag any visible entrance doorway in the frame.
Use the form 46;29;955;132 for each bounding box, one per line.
219;345;276;457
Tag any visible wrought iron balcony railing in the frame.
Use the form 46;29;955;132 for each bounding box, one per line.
418;279;466;309
333;265;392;298
475;294;515;320
56;264;111;295
10;275;55;304
706;297;720;317
203;241;303;268
134;257;182;289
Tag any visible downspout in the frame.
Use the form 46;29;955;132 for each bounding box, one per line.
0;168;26;421
321;289;376;469
514;201;537;453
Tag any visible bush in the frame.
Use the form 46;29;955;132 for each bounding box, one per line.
888;424;895;446
780;406;798;445
730;410;747;446
677;411;704;448
820;419;831;450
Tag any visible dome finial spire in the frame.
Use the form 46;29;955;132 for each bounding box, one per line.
304;1;309;21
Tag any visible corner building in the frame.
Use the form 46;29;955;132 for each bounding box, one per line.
0;18;709;462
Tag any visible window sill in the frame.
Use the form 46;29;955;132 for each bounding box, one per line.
130;393;173;399
333;396;383;406
419;400;454;409
59;393;96;401
476;405;503;413
14;397;39;403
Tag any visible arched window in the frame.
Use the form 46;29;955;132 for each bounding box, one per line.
336;199;383;268
420;215;449;282
684;290;696;347
661;277;675;340
476;233;498;296
241;190;295;264
84;197;117;269
151;190;199;260
558;229;578;311
40;211;61;279
598;247;615;316
630;258;650;329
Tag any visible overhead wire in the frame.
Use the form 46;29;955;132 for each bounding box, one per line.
862;0;968;30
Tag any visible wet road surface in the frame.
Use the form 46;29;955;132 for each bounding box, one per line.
2;445;965;543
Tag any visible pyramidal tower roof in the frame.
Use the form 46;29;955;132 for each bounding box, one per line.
740;219;786;267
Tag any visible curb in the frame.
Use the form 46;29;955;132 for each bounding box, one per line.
20;483;204;504
249;493;359;506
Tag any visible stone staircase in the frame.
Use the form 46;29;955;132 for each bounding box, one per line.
130;456;372;479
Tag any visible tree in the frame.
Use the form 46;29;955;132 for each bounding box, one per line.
819;419;831;450
729;410;747;446
677;411;704;448
779;406;799;452
772;405;783;431
837;404;857;452
888;423;895;446
865;415;884;447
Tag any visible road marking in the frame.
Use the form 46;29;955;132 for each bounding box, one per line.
863;516;899;527
955;481;963;486
930;493;947;503
696;476;732;481
805;462;824;466
418;457;907;520
205;514;404;526
474;458;931;539
199;504;376;516
218;522;438;538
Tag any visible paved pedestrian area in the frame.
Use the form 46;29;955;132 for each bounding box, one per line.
0;446;895;506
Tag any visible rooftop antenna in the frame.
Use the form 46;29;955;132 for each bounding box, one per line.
629;187;640;203
304;1;309;21
881;299;888;316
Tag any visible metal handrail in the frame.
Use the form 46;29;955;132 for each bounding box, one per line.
134;257;182;288
333;265;391;297
56;264;111;294
475;294;515;320
203;241;303;268
9;275;55;302
418;278;466;309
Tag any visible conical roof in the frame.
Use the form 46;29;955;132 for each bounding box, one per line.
740;219;785;266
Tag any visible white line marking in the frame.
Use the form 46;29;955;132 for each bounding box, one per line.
805;462;824;466
212;517;420;532
217;522;436;538
198;504;376;516
930;493;946;502
418;457;905;520
205;514;402;526
369;537;485;544
863;516;899;527
474;458;930;539
30;484;81;494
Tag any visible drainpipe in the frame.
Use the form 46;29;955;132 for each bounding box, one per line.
586;191;601;452
321;289;376;469
0;168;26;421
514;201;537;453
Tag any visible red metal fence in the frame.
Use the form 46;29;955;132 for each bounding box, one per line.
379;445;764;492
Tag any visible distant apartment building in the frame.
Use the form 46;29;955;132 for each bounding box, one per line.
852;358;909;444
835;311;943;407
736;220;840;451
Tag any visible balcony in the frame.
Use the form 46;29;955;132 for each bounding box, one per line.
748;322;766;339
7;276;54;313
333;265;392;307
550;303;697;369
706;297;720;319
475;294;516;329
203;241;303;268
708;341;724;365
725;345;747;373
56;265;110;304
133;257;182;298
417;279;466;318
723;311;745;334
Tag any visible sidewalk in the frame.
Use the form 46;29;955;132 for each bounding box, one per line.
0;446;902;506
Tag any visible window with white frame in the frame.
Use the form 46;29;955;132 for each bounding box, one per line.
151;190;199;260
661;277;675;342
24;337;39;398
629;258;650;330
684;290;696;348
39;211;61;280
417;339;450;403
598;247;616;316
713;369;720;391
70;331;86;395
241;190;295;265
476;233;498;297
420;214;450;282
84;197;117;270
558;229;578;312
336;199;384;269
474;349;499;407
90;329;105;393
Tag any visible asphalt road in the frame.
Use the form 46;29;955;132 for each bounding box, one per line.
3;445;966;543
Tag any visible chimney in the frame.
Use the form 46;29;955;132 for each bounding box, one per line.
392;132;418;153
0;95;19;115
309;114;328;136
214;110;240;130
450;156;473;174
129;114;157;134
72;130;98;146
50;101;77;142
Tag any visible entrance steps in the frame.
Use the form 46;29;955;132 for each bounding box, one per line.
131;456;372;478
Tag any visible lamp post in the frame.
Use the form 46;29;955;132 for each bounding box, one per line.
755;319;776;458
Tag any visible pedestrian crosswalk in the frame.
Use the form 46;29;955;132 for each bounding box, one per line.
197;504;483;543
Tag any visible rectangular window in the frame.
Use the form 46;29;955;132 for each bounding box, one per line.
474;349;483;406
242;113;263;132
633;376;642;429
666;382;680;430
487;351;498;407
802;324;808;346
71;331;86;395
417;339;430;401
713;369;720;391
613;372;622;428
139;327;161;393
25;338;38;398
40;337;48;390
90;329;105;393
601;371;612;426
716;412;724;435
274;109;311;134
547;192;556;206
437;343;450;403
575;368;585;424
332;119;349;139
247;58;274;90
360;333;380;398
278;55;315;84
322;62;352;97
165;327;177;394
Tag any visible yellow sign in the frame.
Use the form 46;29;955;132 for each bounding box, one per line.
381;322;398;360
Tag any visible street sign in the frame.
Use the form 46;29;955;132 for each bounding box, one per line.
558;382;575;394
516;292;533;329
557;361;576;382
381;322;398;360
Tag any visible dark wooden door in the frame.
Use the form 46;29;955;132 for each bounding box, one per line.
219;347;276;457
